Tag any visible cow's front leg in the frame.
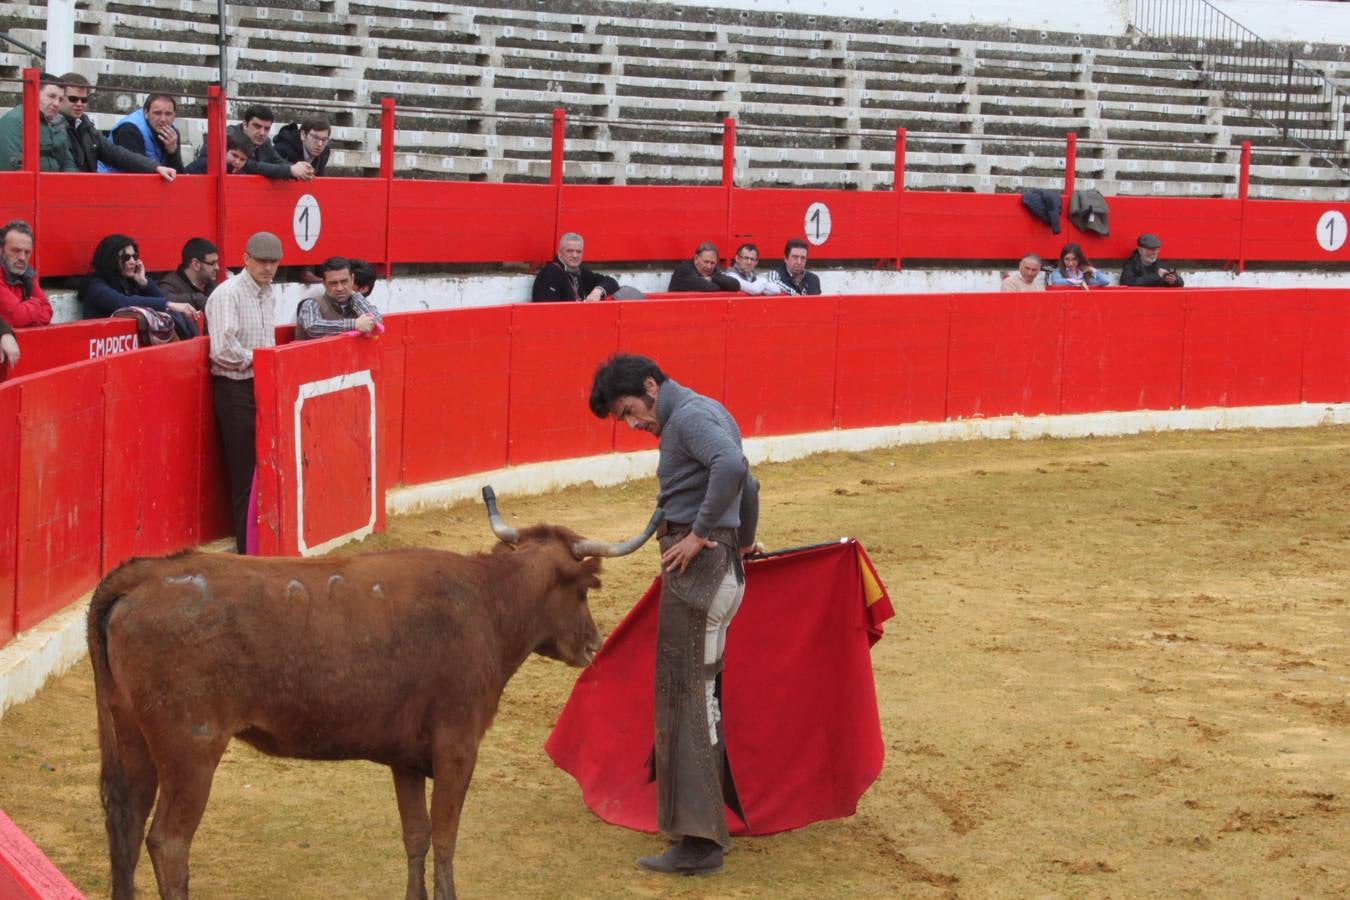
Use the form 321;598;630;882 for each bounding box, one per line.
392;767;431;900
429;738;479;900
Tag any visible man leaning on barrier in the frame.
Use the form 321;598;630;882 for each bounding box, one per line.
295;256;383;340
0;72;77;172
104;92;185;173
765;239;821;296
57;73;175;181
229;104;315;181
274;113;333;176
532;232;620;302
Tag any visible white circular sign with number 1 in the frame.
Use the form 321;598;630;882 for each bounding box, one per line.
1316;210;1347;252
804;201;832;246
293;194;322;252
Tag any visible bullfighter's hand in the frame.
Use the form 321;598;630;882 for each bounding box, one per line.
740;542;765;558
662;531;716;574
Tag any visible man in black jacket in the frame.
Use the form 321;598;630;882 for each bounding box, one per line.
228;104;315;181
274;114;332;176
57;74;177;181
766;239;822;295
532;232;620;302
1120;233;1184;287
668;242;739;292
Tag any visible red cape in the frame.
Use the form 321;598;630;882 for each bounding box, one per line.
546;539;894;836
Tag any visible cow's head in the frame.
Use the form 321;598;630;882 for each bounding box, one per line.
483;486;663;667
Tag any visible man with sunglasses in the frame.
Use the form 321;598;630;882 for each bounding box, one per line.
57;73;176;180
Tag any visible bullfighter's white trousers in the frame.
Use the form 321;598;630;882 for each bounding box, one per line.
703;568;745;746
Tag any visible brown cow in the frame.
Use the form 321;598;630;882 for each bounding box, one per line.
88;487;661;900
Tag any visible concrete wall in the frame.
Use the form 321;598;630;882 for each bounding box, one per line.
665;0;1350;44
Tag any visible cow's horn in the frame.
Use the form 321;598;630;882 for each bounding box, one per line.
571;508;665;559
482;486;520;544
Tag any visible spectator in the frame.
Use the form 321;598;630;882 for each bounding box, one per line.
766;239;822;295
722;242;783;295
533;232;619;302
1048;243;1109;288
1001;254;1046;292
57;73;175;181
228;105;315;181
0;317;18;370
158;238;220;312
668;242;739;292
350;258;378;298
0;220;53;328
0;72;77;172
295;256;383;340
79;234;198;338
1120;234;1184;287
104;92;185;173
184;129;254;175
274;113;333;176
206;231;282;554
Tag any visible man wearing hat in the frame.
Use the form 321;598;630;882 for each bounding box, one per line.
205;231;283;553
1120;233;1184;287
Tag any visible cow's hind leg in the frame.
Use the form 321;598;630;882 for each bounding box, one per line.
392;767;431;900
145;738;228;900
102;712;160;900
429;739;480;900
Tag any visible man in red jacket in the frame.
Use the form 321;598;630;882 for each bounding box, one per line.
0;220;53;328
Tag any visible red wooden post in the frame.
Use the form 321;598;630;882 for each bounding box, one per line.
894;127;906;270
550;108;565;250
1237;140;1252;273
207;85;227;259
723;117;736;265
21;68;40;265
381;97;396;278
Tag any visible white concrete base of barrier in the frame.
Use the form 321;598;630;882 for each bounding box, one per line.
388;402;1350;511
3;402;1348;718
0;595;90;719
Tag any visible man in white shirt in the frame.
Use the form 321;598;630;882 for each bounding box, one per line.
721;243;783;296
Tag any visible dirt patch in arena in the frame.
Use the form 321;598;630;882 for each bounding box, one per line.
2;426;1348;898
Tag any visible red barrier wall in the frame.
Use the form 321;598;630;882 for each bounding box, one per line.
4;287;1349;642
0;320;139;384
6;172;1350;277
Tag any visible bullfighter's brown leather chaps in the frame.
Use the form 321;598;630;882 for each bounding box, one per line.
651;526;747;848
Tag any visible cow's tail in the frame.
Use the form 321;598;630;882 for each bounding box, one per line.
87;560;155;899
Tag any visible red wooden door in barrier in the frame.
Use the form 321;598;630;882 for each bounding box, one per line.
254;336;384;557
14;362;106;630
1061;292;1186;414
834;294;950;429
614;298;731;453
399;307;513;484
723;297;839;437
0;384;18;644
946;293;1064;420
507;303;619;465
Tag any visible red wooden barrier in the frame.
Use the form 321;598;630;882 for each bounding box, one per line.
558;185;727;262
0;809;82;900
398;307;512;484
1061;291;1186;414
946;292;1065;420
13;362;107;631
0;319;139;384
506;302;620;465
833;294;951;429
1181;289;1307;408
0;383;18;645
1302;289;1350;402
388;181;554;265
253;334;386;557
723;296;840;436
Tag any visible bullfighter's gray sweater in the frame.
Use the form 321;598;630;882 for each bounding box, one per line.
654;378;759;545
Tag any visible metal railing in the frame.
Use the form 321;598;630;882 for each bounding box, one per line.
0;32;45;63
1131;0;1350;174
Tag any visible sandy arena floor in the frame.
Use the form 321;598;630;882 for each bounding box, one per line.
1;425;1347;898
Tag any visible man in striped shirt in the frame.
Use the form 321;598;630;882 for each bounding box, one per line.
205;231;281;553
294;256;382;340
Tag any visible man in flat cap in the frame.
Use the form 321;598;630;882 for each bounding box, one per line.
1120;233;1184;287
205;231;283;553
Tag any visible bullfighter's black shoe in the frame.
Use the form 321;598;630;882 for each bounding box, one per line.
636;836;724;876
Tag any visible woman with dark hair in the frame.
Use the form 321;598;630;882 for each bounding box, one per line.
79;234;198;337
1048;242;1109;288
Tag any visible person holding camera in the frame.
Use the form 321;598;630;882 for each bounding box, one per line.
1048;242;1110;288
1120;233;1184;287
